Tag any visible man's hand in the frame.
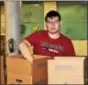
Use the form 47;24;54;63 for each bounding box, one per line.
27;56;33;65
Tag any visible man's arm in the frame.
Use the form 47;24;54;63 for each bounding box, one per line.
65;40;75;56
19;40;33;64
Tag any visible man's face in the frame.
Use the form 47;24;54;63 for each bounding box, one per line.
46;17;61;34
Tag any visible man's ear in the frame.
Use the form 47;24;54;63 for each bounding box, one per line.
60;21;62;26
44;23;47;30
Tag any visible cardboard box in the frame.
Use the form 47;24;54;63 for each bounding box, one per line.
7;71;32;84
48;56;86;84
6;55;50;84
1;56;5;84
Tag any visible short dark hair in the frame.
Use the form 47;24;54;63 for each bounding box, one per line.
45;10;61;22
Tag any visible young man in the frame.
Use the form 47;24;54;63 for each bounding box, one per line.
19;10;75;64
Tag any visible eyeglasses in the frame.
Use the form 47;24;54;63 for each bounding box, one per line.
46;20;59;24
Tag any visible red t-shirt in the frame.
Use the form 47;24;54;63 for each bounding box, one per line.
25;30;75;57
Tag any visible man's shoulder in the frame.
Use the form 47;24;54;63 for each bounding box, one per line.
60;33;71;41
26;30;47;38
25;30;47;41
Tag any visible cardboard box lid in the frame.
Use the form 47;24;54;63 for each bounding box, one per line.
33;55;50;60
7;54;50;60
54;56;86;60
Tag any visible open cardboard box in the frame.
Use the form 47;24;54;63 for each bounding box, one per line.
6;55;51;84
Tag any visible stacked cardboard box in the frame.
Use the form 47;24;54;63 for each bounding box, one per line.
6;55;50;84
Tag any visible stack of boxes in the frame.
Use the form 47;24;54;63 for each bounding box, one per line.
6;55;87;84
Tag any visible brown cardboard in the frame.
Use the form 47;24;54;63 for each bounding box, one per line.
1;56;5;84
48;57;85;84
6;55;50;84
7;71;32;84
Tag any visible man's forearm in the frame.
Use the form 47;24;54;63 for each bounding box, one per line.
19;40;33;63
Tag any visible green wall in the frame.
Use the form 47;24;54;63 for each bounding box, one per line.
21;1;87;40
21;2;44;38
57;1;87;40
